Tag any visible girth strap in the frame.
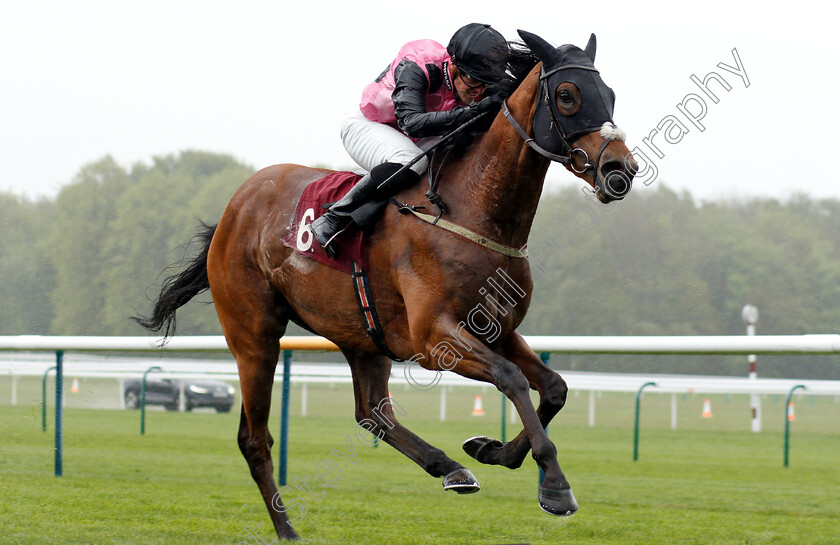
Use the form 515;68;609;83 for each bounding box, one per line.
352;262;405;362
396;205;528;259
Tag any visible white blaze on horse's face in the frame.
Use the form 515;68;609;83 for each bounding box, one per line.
599;122;627;142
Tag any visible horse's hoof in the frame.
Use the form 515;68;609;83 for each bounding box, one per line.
538;486;578;516
277;527;301;541
462;435;505;465
443;468;481;494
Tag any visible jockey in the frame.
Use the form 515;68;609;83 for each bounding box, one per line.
311;23;510;258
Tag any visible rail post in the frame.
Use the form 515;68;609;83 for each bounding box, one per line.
279;350;292;486
633;381;657;461
783;384;805;467
500;391;506;443
140;366;162;435
742;304;761;432
41;365;56;432
54;351;63;477
538;352;551;486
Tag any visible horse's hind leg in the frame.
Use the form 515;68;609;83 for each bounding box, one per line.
227;323;302;541
233;338;301;541
343;350;480;493
211;262;299;540
463;333;568;470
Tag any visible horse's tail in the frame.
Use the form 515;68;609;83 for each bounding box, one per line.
132;221;217;340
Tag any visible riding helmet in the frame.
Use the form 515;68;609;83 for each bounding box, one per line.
447;23;507;83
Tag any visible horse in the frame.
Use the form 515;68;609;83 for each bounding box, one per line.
134;30;637;541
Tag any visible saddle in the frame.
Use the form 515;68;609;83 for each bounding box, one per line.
282;171;401;360
282;171;377;275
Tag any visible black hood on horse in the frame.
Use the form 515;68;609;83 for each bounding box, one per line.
519;30;617;155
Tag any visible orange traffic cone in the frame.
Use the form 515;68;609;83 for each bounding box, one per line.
71;377;80;394
787;401;795;421
472;395;485;416
702;398;713;418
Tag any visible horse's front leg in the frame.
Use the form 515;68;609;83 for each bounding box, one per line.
343;349;481;493
421;326;577;516
463;332;568;470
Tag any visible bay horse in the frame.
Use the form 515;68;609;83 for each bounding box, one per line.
135;30;637;541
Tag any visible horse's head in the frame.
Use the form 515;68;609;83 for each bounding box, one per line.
515;30;637;203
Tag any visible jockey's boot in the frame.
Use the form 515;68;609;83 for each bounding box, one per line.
310;162;419;259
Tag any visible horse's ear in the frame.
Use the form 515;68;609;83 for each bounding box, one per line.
584;33;597;62
517;29;560;66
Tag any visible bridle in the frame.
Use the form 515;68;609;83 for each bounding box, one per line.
501;98;599;174
500;62;629;200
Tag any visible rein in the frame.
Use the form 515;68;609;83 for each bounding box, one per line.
383;110;531;259
389;67;625;258
376;112;490;192
501;100;592;172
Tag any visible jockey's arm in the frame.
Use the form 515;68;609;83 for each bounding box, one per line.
392;59;483;139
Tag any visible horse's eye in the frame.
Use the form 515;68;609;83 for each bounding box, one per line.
558;90;573;104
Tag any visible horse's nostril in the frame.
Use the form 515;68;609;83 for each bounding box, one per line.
600;160;624;175
601;159;638;178
599;160;632;199
604;172;631;198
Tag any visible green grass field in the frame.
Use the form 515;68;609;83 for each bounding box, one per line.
1;381;839;544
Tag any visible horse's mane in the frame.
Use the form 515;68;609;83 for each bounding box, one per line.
496;41;541;97
438;41;539;158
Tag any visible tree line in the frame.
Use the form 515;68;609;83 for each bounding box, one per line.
1;151;838;378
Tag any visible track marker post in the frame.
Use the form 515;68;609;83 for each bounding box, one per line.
633;382;657;461
140;366;162;435
783;384;805;467
41;365;56;432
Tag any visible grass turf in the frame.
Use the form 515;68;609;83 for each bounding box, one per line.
1;382;839;544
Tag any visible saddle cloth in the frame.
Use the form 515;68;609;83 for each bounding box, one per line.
281;171;366;275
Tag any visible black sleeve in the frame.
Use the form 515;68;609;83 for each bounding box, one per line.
392;59;480;139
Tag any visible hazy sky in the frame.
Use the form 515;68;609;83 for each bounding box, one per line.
2;0;838;202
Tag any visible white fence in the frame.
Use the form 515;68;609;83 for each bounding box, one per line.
3;333;840;354
3;334;840;424
4;334;838;475
4;351;840;394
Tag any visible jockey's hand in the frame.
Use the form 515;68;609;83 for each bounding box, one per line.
475;91;506;114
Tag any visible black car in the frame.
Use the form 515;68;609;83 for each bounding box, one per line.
123;377;235;412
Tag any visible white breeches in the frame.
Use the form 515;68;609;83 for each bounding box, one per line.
340;111;431;175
